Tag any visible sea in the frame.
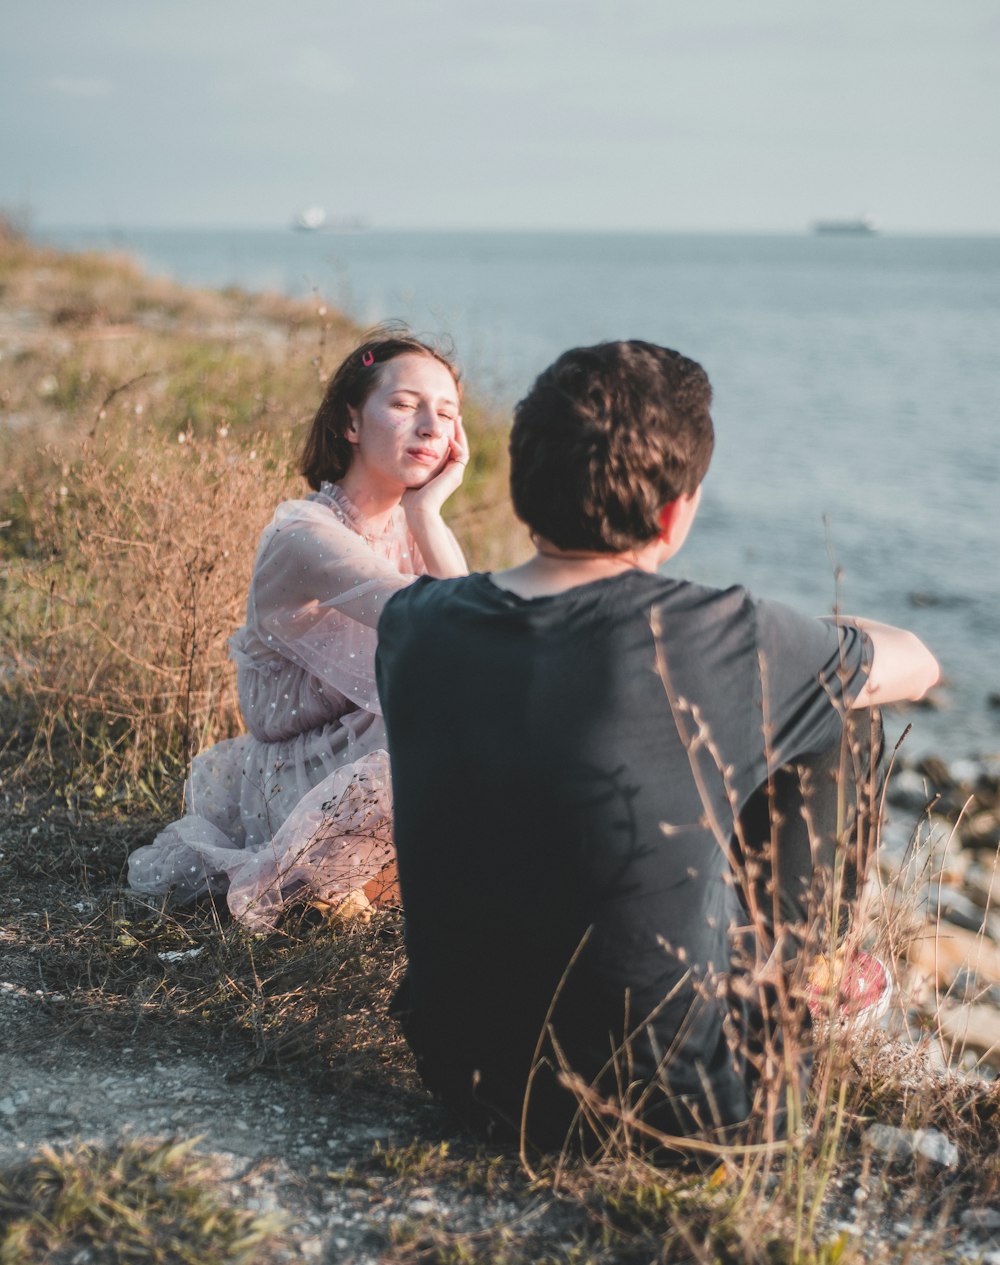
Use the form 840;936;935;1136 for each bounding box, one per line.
40;227;1000;762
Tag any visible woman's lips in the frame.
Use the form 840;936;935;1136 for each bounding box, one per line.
406;447;442;466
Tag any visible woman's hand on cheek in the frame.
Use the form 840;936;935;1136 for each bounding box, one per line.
449;414;469;469
401;416;468;516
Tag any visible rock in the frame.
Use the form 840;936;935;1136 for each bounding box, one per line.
913;1129;959;1168
888;768;933;814
906;920;1000;989
960;1207;1000;1234
939;889;991;934
910;688;949;712
0;1098;16;1117
917;756;952;789
876;820;919;883
951;758;986;786
862;1124;958;1168
925;812;961;849
962;811;1000;847
934;1003;1000;1068
863;1124;914;1163
966;864;1000;911
936;845;972;887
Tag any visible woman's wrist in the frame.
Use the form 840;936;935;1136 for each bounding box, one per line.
402;500;440;518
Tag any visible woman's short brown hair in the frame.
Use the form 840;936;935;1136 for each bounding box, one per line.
300;327;460;490
509;340;714;552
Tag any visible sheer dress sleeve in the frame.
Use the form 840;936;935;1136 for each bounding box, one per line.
243;499;422;714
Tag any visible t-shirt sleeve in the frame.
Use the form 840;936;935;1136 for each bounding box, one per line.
751;597;872;776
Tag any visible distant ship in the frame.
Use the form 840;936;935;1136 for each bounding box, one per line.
812;214;879;235
293;206;327;231
291;207;368;233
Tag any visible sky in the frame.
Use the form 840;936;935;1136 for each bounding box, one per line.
3;0;998;234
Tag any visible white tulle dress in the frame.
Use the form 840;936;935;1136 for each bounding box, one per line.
127;482;425;928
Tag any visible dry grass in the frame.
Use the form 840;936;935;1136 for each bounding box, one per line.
0;1136;287;1264
0;224;524;800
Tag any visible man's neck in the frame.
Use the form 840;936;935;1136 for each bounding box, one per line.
490;537;668;599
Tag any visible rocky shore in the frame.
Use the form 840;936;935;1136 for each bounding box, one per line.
881;747;1000;1069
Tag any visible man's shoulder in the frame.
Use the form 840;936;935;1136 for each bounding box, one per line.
646;574;753;625
381;572;481;627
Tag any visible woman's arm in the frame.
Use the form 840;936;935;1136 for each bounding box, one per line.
401;507;468;577
833;617;940;709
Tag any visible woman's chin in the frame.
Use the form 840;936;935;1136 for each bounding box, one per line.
404;461;445;490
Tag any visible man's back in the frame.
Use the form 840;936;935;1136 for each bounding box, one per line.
376;567;867;1150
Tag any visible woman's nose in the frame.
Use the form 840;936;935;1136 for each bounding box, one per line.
417;405;445;436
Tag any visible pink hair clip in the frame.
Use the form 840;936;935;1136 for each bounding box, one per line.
362;350;375;366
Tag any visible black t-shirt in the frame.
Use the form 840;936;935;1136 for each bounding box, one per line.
375;570;870;1150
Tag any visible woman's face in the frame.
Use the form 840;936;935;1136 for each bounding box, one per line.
344;353;460;494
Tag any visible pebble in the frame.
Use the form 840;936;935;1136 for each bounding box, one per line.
888;768;932;813
863;1124;914;1162
862;1124;959;1168
408;1199;438;1216
961;1208;1000;1234
0;1098;16;1117
938;889;989;933
914;1129;959;1168
950;759;984;785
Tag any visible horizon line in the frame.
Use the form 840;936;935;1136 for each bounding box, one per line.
29;221;1000;240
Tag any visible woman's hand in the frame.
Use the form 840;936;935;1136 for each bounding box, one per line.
400;416;470;578
401;414;470;517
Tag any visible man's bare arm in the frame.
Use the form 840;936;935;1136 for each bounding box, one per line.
828;617;940;709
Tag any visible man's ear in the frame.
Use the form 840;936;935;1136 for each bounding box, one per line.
658;488;701;547
657;498;682;542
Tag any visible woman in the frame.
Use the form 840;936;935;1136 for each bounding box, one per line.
128;332;468;927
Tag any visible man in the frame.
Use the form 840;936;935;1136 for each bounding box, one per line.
375;341;939;1157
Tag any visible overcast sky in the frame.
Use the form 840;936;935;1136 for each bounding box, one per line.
4;0;998;233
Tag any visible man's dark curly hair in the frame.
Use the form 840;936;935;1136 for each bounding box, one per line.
509;340;714;552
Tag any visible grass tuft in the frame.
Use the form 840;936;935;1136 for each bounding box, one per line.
0;1136;287;1264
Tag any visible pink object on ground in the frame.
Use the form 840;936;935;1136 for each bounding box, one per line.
807;949;893;1025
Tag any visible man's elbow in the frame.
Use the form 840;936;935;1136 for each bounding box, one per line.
853;632;940;709
910;635;941;700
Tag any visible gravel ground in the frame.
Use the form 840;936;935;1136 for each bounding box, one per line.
0;947;571;1263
